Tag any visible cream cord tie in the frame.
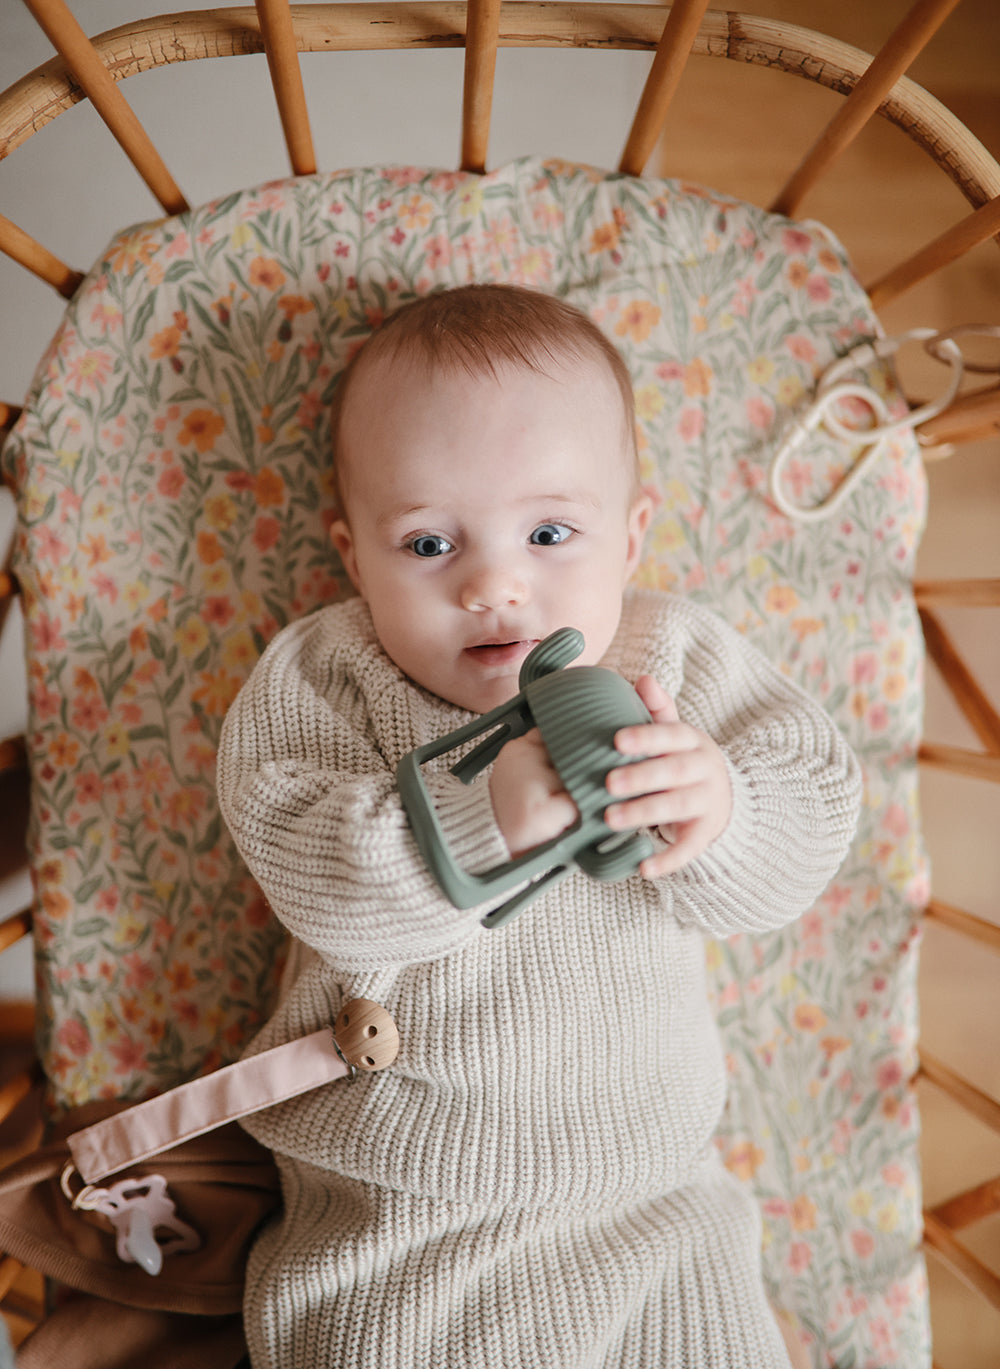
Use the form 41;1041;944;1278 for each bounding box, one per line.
767;325;999;522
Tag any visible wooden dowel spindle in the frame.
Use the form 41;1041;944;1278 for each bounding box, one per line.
771;0;963;218
461;0;502;173
0;212;84;297
255;0;317;176
868;194;1000;308
23;0;189;215
619;0;711;177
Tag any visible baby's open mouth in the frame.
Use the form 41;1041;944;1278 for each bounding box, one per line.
465;640;536;666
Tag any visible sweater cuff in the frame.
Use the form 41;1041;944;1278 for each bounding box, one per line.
673;755;757;888
427;773;512;880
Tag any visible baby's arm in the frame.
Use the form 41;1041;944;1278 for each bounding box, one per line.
603;592;862;936
217;613;507;971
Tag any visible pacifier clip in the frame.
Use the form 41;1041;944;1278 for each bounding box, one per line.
59;999;398;1274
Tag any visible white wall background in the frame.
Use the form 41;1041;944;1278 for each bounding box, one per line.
0;1;653;996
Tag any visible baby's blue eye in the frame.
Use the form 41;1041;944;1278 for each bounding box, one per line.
409;534;453;558
530;522;573;547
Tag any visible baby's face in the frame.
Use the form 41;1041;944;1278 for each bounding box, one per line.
331;354;650;714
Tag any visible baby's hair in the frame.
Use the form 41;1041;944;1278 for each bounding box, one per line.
330;284;638;514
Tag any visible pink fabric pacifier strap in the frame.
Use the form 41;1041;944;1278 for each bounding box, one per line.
67;998;400;1185
67;1028;351;1184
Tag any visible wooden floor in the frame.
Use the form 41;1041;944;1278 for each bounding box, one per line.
654;3;1000;1364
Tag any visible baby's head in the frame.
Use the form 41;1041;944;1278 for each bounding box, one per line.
330;284;651;713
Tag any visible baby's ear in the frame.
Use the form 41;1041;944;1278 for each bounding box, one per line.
624;491;653;581
329;518;363;594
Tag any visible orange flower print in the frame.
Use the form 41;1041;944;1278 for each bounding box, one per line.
399;195;433;231
683;358;713;398
278;295;314;320
791;1195;818;1232
615;300;660;344
249;257;286;291
110;231;160;275
793;1002;827;1033
196;530;225;564
49;733;81;768
253;466;285;508
786;260;810;289
193;667;242;716
724;1141;766;1181
765;584;800;616
179;408;225;453
205;493;237;531
150;325;182;359
589;221;620;255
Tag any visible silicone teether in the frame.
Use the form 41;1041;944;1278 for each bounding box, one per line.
397;629;655;928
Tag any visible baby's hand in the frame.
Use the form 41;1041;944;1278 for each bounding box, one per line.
490;730;578;858
605;675;733;879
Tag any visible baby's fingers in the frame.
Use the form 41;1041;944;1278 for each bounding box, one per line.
605;777;713;833
606;742;704;799
633;674;679;725
639;823;710;878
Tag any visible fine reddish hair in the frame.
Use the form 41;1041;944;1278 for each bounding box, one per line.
330;283;638;513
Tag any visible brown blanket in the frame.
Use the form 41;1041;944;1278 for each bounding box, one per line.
0;1102;279;1367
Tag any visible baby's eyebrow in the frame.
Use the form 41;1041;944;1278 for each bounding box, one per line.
376;504;434;529
519;491;602;512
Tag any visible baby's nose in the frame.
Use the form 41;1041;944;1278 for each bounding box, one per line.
459;565;529;612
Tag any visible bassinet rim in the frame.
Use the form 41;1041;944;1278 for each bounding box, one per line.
1;4;999;219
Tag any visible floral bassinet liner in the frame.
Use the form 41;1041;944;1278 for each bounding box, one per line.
2;156;929;1366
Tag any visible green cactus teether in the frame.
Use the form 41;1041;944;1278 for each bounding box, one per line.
397;628;655;929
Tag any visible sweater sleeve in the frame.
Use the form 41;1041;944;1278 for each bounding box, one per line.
636;593;862;937
216;610;509;972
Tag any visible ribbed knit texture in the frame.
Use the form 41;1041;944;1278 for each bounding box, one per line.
217;588;861;1367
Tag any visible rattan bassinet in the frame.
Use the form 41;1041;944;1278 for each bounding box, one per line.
0;2;998;1367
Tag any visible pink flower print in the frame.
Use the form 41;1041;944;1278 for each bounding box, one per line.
806;275;831;303
203;595;236;628
746;397;773;430
96;886;120;914
782;228;814;255
788;1242;812;1273
677;408;704;443
34;525;70;564
877;1058;904;1091
74;770;104;806
165;230;190;259
424;235;451;269
882;802;909;838
57;1019;92;1057
851;1229;875;1259
123;952;156;991
785;335;818;365
253;515;281;552
157;465;186;497
110;1036;149;1075
67;348;113;392
31;614;67;653
656;361;683;383
850;652;878;685
71;695;109;732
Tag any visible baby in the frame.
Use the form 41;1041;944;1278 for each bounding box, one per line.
217;284;859;1368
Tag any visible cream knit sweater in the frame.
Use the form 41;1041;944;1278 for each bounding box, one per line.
217;587;861;1368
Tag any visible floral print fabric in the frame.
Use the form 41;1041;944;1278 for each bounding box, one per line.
1;157;929;1366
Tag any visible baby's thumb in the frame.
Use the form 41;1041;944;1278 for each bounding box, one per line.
634;674;679;723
